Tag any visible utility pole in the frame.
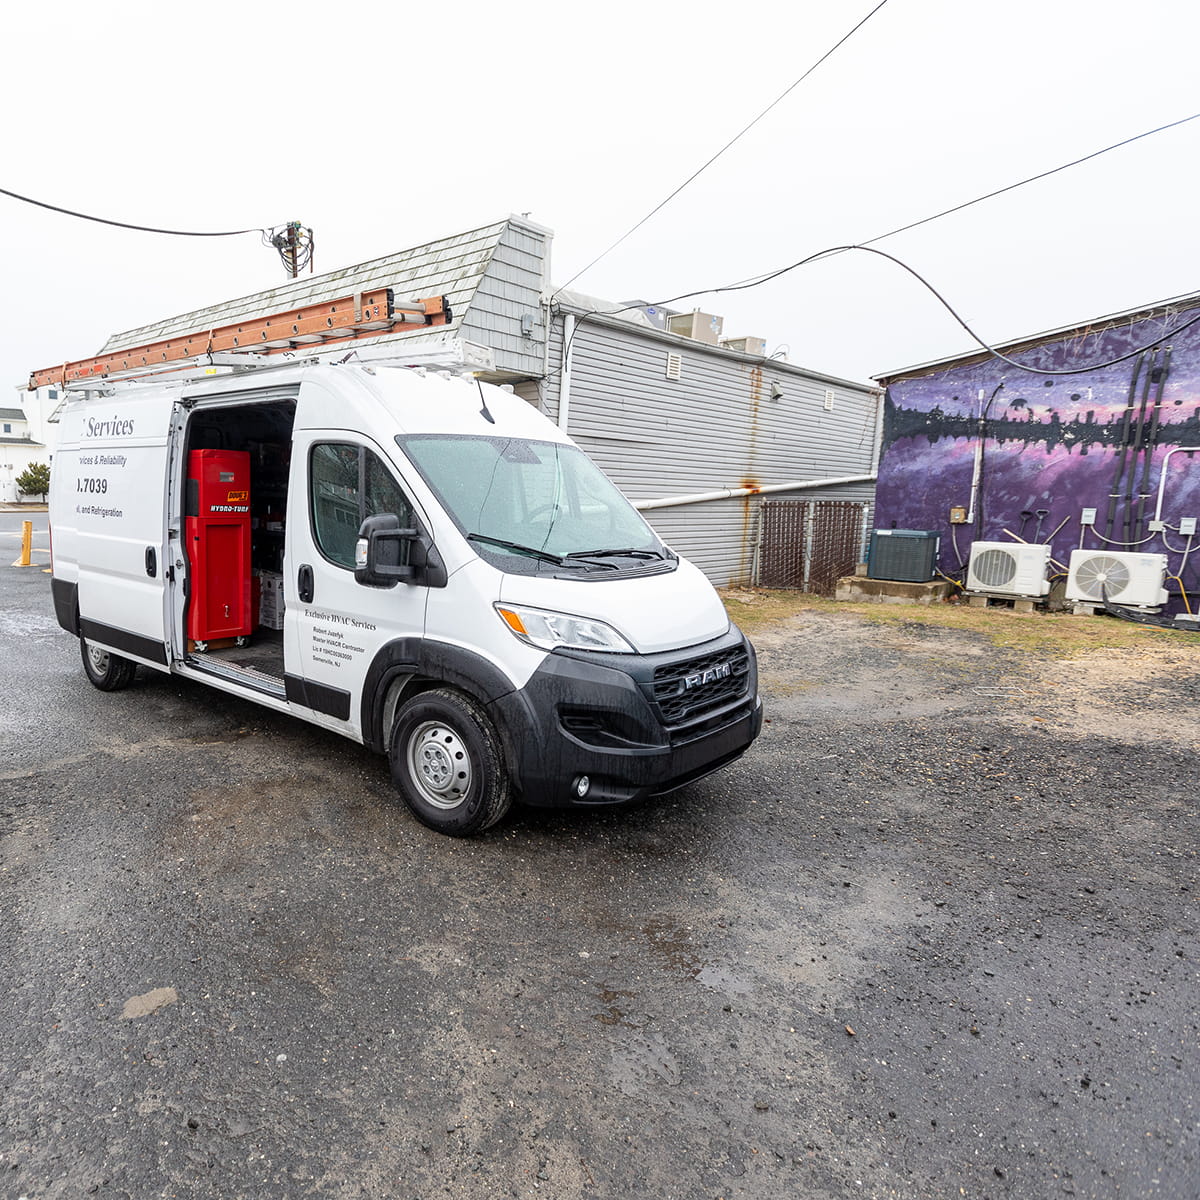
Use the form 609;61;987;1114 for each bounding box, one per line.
270;222;312;277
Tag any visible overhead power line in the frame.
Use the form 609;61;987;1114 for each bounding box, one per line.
0;185;314;275
553;0;892;296
608;110;1200;376
647;242;1200;377
858;110;1200;249
718;110;1200;294
0;184;265;237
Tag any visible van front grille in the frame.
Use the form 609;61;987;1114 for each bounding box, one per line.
652;646;750;726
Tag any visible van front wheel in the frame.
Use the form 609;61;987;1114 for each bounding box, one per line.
80;637;138;691
388;688;511;836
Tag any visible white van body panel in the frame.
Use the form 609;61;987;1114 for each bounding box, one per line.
283;422;431;741
425;556;548;690
368;368;570;442
497;557;730;655
49;390;177;669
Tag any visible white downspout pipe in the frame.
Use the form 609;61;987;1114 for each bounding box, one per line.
633;474;877;512
558;313;575;432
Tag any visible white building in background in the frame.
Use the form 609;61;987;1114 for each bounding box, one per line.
0;401;51;502
19;385;63;450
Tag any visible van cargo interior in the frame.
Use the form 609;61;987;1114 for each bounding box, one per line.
182;397;296;691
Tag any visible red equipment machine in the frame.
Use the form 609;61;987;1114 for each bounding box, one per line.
186;449;252;644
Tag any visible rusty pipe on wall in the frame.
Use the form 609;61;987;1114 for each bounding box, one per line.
633;474;877;512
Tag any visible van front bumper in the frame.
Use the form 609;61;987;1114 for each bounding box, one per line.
488;626;762;808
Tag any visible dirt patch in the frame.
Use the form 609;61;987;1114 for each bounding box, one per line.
732;590;1200;744
1018;645;1200;748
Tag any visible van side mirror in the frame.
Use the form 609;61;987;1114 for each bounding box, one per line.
355;513;418;587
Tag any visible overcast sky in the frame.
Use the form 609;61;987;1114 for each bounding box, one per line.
5;0;1199;396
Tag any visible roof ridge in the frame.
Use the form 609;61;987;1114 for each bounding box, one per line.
100;216;521;354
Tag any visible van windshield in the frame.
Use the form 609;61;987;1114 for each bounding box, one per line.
397;434;669;571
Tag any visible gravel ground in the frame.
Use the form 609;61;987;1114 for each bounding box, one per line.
1;532;1197;1200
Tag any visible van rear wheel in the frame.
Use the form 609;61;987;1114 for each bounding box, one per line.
80;637;138;691
388;688;511;836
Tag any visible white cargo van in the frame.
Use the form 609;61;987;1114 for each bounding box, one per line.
48;357;761;834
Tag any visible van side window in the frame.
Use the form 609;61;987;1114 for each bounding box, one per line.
310;443;412;570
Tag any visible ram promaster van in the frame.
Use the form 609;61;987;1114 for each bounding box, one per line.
46;351;762;835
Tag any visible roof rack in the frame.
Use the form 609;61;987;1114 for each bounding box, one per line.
28;289;453;390
37;338;499;400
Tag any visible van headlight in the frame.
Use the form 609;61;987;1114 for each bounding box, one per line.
495;603;635;653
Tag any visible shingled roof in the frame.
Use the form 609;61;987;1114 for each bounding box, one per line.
100;216;552;380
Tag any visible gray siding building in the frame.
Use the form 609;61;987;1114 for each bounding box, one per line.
93;215;882;586
538;297;880;585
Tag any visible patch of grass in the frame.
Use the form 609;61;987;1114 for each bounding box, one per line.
720;588;1200;658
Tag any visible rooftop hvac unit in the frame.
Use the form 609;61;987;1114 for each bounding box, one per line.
719;335;767;356
967;542;1052;596
1065;549;1168;608
667;310;723;345
867;529;940;582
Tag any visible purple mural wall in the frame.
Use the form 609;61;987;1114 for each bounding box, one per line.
875;299;1200;613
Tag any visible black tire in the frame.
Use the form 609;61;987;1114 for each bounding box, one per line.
388;688;511;836
80;636;138;692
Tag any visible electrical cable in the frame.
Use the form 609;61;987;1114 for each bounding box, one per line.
0;184;266;237
1160;531;1194;554
718;113;1200;294
1103;351;1146;539
644;244;1200;377
553;0;891;296
1133;345;1171;537
1100;583;1194;630
1084;527;1158;547
1165;575;1193;616
949;523;966;569
861;112;1200;249
550;239;1200;399
550;114;1200;380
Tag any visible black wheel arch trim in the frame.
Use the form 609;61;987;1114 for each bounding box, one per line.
361;638;522;754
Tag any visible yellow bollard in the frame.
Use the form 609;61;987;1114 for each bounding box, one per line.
12;520;32;567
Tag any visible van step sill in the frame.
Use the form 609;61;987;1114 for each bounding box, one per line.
187;654;287;699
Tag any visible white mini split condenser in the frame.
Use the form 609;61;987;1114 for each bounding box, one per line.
966;542;1052;597
1065;550;1169;608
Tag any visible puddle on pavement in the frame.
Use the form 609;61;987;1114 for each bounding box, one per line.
609;1031;681;1096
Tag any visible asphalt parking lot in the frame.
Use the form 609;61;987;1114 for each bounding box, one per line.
1;510;1197;1199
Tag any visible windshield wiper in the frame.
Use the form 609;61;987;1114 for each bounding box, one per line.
467;532;585;568
565;546;666;560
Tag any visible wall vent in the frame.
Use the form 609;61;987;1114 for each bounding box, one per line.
665;352;682;380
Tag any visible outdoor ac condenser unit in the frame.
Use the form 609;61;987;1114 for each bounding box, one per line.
867;529;940;582
1065;550;1169;608
966;541;1052;596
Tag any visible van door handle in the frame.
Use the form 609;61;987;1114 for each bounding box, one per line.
297;563;314;604
145;546;157;578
